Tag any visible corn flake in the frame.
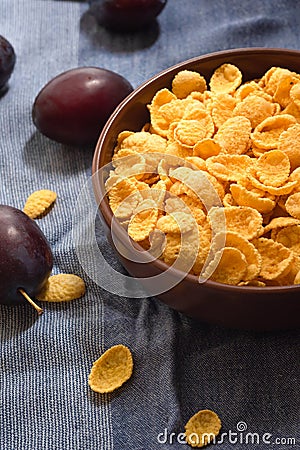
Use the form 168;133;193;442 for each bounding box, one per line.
88;344;133;394
251;237;293;280
233;94;275;129
278;124;300;170
209;63;242;94
128;199;159;241
211;93;237;128
251;114;297;149
275;224;300;257
206;154;253;182
230;183;276;214
214;116;251;154
23;189;57;219
285;192;300;219
209;206;263;240
172;70;207;99
185;409;222;448
255;150;290;187
207;247;247;285
214;231;261;281
36;274;86;302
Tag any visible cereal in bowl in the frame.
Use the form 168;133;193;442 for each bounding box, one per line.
105;63;300;286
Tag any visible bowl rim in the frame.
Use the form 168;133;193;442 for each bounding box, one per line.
92;47;300;296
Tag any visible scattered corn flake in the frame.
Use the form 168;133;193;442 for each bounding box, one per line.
255;150;290;187
36;274;85;302
172;70;207;99
209;63;242;94
285;192;300;219
251;237;293;280
278;124;300;170
185;409;222;448
251;114;297;149
88;344;133;394
214;116;251;155
23;189;57;219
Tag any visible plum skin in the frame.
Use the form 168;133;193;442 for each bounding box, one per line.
0;205;53;306
89;0;168;32
32;67;133;147
0;35;16;89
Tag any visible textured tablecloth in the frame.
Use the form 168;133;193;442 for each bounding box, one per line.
1;1;300;449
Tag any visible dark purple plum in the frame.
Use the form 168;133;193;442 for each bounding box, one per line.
0;205;53;306
32;67;133;147
0;35;16;89
89;0;167;32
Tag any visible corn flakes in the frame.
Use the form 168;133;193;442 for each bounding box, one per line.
36;274;86;302
88;344;133;394
23;189;57;219
209;63;242;94
172;70;207;99
105;62;300;287
185;409;222;448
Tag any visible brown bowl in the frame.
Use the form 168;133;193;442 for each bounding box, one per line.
92;47;300;331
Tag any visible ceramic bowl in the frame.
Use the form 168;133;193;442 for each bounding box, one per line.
92;48;300;331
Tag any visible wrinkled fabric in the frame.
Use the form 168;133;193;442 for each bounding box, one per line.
0;1;300;449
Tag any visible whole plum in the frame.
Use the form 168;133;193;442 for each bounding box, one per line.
0;205;53;306
89;0;168;32
32;67;133;147
0;35;16;89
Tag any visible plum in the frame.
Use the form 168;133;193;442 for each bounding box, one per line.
0;205;53;307
32;67;133;147
89;0;168;32
0;35;16;90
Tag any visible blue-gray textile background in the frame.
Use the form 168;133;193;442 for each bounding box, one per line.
0;1;299;449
